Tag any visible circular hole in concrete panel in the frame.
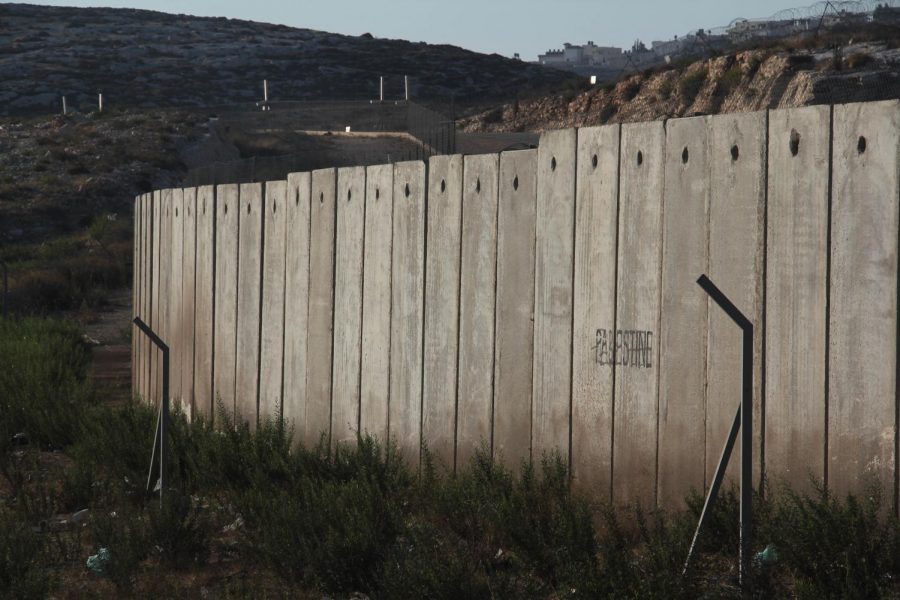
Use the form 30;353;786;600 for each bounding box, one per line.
347;189;352;202
440;179;446;193
405;183;410;198
789;129;800;156
731;145;739;161
551;157;557;171
858;136;867;154
592;154;598;169
682;147;689;164
476;178;481;193
513;175;519;190
637;150;643;166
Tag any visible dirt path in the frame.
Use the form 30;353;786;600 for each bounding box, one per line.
81;287;132;403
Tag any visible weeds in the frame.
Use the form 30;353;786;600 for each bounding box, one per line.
679;69;708;105
0;509;51;600
0;316;93;452
715;64;744;97
5;318;900;596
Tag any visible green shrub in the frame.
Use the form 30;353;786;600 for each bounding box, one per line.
658;78;675;101
88;508;149;593
715;64;744;97
147;492;210;567
0;317;93;451
0;509;51;600
679;69;708;105
621;79;642;101
599;103;618;123
237;436;409;592
758;480;900;599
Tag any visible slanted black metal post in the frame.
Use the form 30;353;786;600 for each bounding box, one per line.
684;275;753;585
133;316;168;505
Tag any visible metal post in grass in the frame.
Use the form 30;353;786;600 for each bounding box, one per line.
133;317;169;505
683;275;753;586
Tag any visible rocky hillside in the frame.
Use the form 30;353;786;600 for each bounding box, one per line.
0;3;572;116
461;42;900;132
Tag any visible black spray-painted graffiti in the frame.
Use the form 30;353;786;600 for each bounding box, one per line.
593;328;654;368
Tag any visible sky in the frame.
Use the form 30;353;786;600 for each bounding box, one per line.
30;0;798;60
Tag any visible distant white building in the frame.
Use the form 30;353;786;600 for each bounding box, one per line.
538;41;629;72
726;17;815;42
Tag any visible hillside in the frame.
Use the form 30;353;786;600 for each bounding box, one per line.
0;3;572;116
461;42;900;132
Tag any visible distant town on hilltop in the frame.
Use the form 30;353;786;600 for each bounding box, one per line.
534;1;900;81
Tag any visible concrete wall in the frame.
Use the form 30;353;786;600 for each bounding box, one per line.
134;100;900;509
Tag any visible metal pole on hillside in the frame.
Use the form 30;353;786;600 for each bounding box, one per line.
684;274;753;586
133;317;169;506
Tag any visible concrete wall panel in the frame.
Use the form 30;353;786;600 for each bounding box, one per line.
283;173;312;443
533;128;576;461
160;189;173;406
766;105;830;490
829;100;900;496
171;190;185;413
332;167;366;446
390;161;427;467
658;116;710;509
572;124;619;501
422;155;463;467
150;190;161;405
141;194;151;402
260;181;287;425
194;186;215;420
494;149;537;468
457;153;499;467
182;188;197;419
613;121;665;508
360;165;393;441
707;112;766;488
131;196;141;396
213;184;239;419
305;169;337;446
236;183;263;427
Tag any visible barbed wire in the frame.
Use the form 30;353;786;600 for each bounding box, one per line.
704;0;900;37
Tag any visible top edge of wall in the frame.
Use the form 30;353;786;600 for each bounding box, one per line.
148;101;896;195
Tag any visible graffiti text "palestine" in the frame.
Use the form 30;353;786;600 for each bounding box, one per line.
593;328;653;368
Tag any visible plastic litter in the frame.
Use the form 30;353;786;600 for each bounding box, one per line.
754;544;778;567
86;547;110;574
